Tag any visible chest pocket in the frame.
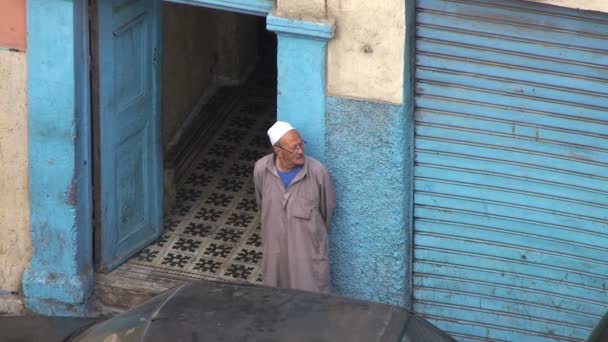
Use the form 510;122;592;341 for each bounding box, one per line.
291;198;317;220
292;204;312;220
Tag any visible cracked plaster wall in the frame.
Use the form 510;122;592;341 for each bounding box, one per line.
0;50;31;292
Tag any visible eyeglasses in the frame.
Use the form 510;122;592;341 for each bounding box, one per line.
276;140;307;154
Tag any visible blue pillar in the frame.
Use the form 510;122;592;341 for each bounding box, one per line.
23;0;93;316
266;15;334;162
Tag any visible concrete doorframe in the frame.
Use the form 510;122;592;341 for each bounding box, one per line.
24;0;93;316
165;0;272;16
24;0;334;316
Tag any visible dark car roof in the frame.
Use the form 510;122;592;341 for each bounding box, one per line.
0;316;97;342
4;281;454;342
144;281;410;342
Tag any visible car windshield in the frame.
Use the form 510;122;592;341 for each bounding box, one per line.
69;286;179;342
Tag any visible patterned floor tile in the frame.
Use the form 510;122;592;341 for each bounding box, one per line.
182;222;215;238
125;72;275;285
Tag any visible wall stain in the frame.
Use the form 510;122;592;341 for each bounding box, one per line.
46;273;60;283
67;179;77;206
38;221;48;246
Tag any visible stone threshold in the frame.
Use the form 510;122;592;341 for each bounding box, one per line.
0;294;27;316
93;268;187;313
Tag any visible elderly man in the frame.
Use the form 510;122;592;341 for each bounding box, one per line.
253;121;336;293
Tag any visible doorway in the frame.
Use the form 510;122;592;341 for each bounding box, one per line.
92;1;277;309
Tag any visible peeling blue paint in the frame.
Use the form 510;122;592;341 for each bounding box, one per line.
23;0;93;317
266;15;334;162
326;96;413;308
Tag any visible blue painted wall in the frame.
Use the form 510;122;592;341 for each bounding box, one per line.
267;15;333;162
23;0;93;316
326;97;412;307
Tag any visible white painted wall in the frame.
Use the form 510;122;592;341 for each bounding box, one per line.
276;0;326;19
326;0;405;104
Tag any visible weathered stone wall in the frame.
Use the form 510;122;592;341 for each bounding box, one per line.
0;0;31;294
0;51;30;292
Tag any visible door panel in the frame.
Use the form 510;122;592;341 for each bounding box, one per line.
96;0;162;272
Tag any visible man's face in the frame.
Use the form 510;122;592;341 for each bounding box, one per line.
275;130;305;169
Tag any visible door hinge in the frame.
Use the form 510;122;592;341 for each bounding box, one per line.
153;48;157;65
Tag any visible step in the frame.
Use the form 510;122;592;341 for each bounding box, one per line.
94;270;185;311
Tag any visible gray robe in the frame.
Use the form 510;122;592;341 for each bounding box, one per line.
253;154;336;293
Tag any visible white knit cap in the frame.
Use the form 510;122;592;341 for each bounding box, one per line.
267;121;295;146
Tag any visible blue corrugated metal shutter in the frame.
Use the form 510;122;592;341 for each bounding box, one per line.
413;0;608;341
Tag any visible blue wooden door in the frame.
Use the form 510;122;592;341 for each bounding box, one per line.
97;0;163;272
